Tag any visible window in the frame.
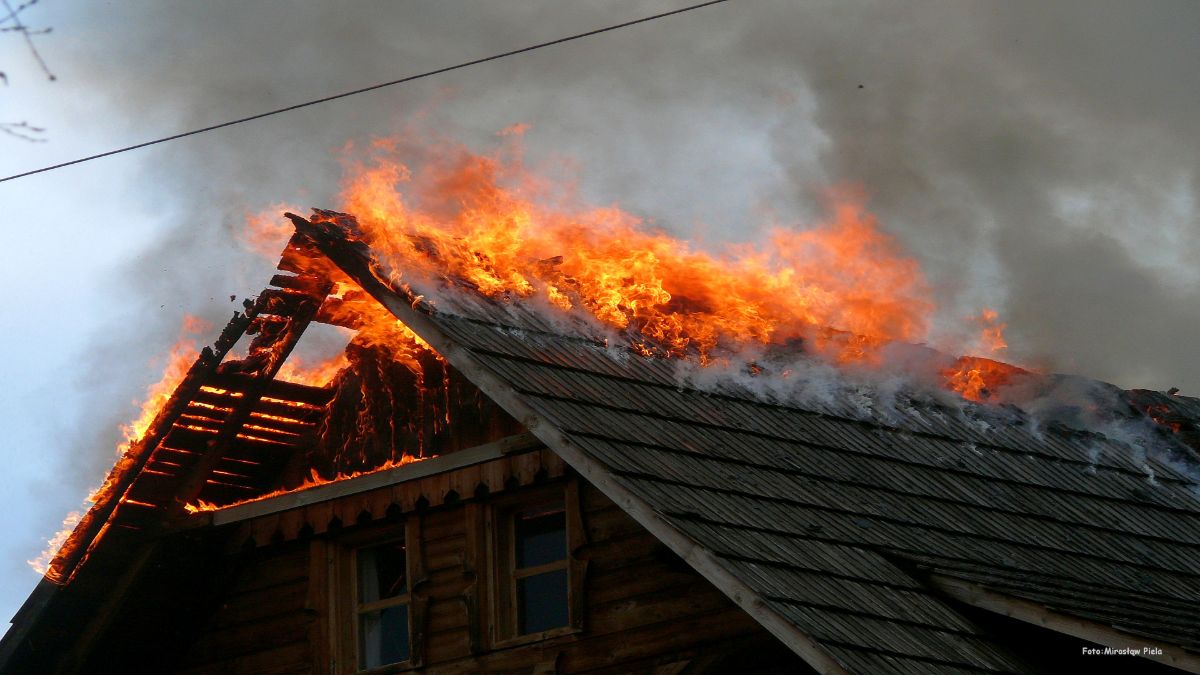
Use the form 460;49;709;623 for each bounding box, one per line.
488;484;584;644
512;503;569;634
353;539;411;670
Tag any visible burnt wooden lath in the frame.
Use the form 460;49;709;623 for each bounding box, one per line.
46;232;335;583
0;234;346;670
290;211;1200;673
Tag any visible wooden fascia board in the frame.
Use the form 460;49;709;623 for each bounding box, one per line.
927;574;1200;673
293;219;851;675
184;432;541;527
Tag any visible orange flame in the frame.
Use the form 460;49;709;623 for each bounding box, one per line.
938;309;1017;401
337;137;934;366
942;356;1026;403
184;453;428;514
276;353;350;387
27;511;82;576
30;315;212;577
975;308;1008;355
240;202;303;257
118;315;212;453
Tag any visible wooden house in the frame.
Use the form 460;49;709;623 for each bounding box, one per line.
2;211;1199;674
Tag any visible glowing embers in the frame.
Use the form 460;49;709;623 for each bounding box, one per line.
184;453;430;514
311;331;445;479
941;356;1028;403
188;388;328;507
187;290;470;510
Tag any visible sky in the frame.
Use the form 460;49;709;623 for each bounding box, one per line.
2;0;1198;636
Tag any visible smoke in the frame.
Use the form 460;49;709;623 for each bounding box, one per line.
748;0;1200;389
43;0;1199;488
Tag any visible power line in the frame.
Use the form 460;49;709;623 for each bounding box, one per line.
0;0;730;184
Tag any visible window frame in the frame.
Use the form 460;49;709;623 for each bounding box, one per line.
485;481;586;647
332;518;426;674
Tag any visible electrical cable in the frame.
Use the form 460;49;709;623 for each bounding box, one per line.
0;0;730;184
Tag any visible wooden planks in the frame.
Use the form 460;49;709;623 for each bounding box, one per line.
179;476;806;674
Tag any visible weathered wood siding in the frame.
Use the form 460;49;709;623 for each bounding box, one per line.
177;541;315;675
174;475;804;674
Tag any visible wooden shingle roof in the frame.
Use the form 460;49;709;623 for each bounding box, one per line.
7;209;1199;674
293;211;1200;673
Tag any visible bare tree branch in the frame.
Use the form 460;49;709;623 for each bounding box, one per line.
1;0;54;81
0;0;39;26
0;120;46;141
2;0;54;141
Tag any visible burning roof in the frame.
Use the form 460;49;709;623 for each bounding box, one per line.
6;145;1200;671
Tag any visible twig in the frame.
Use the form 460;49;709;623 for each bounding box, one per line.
0;121;47;142
0;0;39;26
2;0;54;81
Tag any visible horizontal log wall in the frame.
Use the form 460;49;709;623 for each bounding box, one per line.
175;540;314;675
173;471;803;674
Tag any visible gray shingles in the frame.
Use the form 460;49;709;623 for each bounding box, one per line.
373;283;1200;672
616;474;1200;606
773;601;1023;671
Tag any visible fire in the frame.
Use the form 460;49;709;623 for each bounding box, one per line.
336;137;934;366
942;356;1026;403
277;353;350;387
233;132;1027;400
240;202;303;257
975;308;1008;355
937;308;1018;401
28;511;82;576
119;315;212;453
184;453;428;514
29;315;213;578
330;132;1027;399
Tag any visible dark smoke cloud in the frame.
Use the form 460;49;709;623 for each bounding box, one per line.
50;0;1200;489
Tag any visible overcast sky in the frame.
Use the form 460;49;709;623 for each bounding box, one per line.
2;0;1198;634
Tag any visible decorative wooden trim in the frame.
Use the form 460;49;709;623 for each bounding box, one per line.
225;444;565;549
927;574;1200;674
187;432;540;527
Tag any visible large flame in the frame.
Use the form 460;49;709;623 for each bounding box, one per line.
44;132;1030;546
120;314;212;450
336;135;937;367
29;315;211;576
241;131;1027;393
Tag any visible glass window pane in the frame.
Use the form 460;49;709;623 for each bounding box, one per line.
517;568;569;634
358;605;410;669
358;540;407;602
515;507;566;569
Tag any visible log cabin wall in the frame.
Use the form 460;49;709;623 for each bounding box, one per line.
170;461;806;674
176;540;315;674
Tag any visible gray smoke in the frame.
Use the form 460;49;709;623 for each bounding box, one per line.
45;0;1200;485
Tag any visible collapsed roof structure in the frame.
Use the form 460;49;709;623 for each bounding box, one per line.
3;211;1199;674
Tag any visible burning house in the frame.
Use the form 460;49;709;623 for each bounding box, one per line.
3;148;1200;673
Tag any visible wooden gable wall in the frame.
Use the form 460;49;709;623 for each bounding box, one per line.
99;452;809;674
